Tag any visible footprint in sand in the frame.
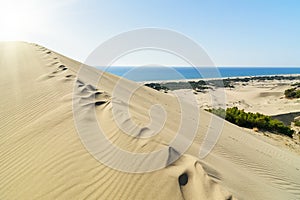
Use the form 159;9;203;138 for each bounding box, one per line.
75;79;110;107
58;65;68;71
62;74;76;82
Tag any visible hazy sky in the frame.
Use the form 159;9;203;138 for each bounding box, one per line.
0;0;299;66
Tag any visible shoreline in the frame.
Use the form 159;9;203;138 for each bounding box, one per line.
138;73;300;84
140;73;300;116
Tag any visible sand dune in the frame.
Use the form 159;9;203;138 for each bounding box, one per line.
196;81;300;116
1;42;300;199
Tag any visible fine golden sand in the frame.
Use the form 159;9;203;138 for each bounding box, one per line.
1;42;300;199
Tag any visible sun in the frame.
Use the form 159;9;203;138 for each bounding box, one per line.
0;1;41;40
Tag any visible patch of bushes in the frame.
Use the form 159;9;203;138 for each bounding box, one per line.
284;87;300;99
145;75;300;94
291;82;300;87
188;80;210;91
294;120;300;127
144;83;169;91
207;107;294;137
145;80;210;92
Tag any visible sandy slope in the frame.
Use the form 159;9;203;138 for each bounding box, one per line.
196;80;300;116
1;42;300;200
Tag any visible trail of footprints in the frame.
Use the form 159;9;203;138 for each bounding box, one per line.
32;43;111;107
32;44;75;81
75;79;111;107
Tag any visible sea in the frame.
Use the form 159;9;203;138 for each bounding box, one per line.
96;67;300;82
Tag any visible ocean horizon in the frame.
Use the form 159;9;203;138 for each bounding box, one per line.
97;66;300;82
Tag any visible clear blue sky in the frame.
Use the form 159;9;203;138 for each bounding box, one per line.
0;0;300;66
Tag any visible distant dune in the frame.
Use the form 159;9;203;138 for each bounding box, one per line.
1;42;300;199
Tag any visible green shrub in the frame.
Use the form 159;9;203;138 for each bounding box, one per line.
294;120;300;127
285;87;300;98
208;107;294;137
145;83;169;91
291;82;300;87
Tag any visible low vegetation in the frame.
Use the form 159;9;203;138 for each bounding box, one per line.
145;75;300;92
294;120;300;127
207;107;294;137
291;82;300;87
144;79;234;92
144;83;169;92
284;87;300;99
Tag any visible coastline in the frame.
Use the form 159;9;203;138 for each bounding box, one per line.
140;73;300;116
141;74;300;115
138;73;300;84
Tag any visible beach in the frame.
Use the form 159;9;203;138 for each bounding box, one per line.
1;42;300;200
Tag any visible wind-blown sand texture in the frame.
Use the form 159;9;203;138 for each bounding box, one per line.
1;42;300;199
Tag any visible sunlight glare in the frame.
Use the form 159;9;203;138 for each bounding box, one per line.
0;0;42;40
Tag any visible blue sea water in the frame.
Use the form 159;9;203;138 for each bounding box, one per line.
97;67;300;82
